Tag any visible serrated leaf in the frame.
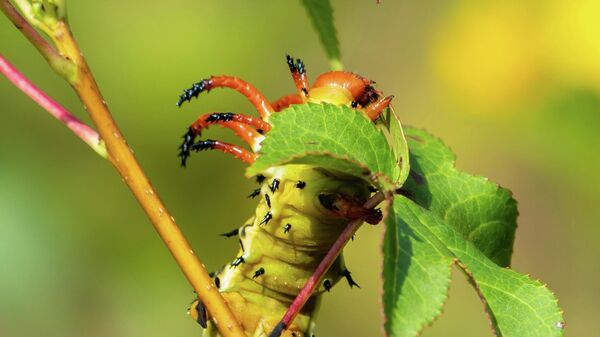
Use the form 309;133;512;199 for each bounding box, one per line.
402;127;518;266
300;0;343;70
382;201;453;337
384;196;564;337
247;103;406;190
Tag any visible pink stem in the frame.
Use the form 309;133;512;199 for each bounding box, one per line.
269;192;385;337
283;218;362;320
0;54;106;157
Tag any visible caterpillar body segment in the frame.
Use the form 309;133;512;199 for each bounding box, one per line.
190;164;373;336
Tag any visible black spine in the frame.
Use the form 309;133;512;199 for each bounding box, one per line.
205;112;234;122
248;188;261;198
231;256;245;267
176;79;212;107
191;139;217;152
259;211;273;226
252;267;265;279
219;228;239;238
178;127;196;167
342;269;360;288
270;179;280;193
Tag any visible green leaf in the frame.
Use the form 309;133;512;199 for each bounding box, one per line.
247;103;407;190
379;107;410;187
382;199;453;337
383;196;564;337
402;127;517;266
300;0;343;70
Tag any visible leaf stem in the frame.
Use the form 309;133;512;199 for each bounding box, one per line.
2;4;246;337
0;54;107;157
269;191;386;337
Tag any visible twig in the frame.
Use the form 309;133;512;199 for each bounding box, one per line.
1;2;246;336
0;0;74;79
0;54;107;157
269;191;386;337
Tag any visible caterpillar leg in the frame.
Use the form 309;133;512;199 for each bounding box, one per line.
286;55;310;100
179;123;258;166
364;95;394;121
176;76;275;119
179;112;269;166
271;93;303;112
181;138;256;166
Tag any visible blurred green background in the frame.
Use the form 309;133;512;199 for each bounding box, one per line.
1;1;598;336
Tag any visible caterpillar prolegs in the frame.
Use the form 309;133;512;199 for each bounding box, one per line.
177;55;391;336
190;165;376;336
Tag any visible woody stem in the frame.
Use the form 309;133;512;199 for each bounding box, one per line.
1;2;246;336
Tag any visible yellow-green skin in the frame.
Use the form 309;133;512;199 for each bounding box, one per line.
196;164;371;337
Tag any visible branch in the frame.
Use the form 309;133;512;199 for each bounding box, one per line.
0;54;107;157
1;2;246;336
0;0;74;79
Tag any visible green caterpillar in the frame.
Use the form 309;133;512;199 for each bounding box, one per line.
177;56;392;336
191;165;373;337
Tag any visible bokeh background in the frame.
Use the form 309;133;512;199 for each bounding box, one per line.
1;1;598;336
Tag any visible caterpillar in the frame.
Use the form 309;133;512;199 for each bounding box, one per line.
177;55;392;337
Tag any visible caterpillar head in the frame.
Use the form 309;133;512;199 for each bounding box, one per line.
308;71;382;109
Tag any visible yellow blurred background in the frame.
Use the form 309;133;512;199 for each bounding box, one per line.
1;1;598;336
